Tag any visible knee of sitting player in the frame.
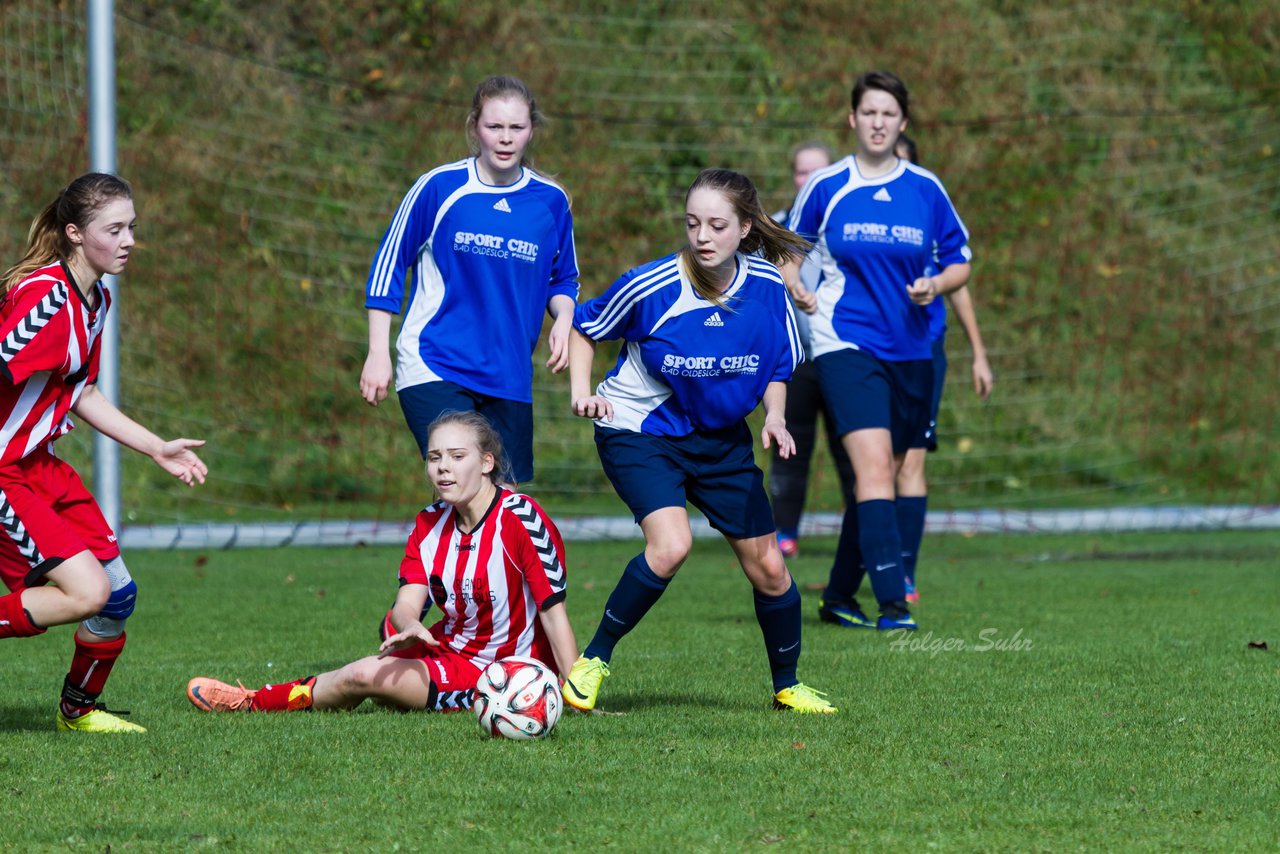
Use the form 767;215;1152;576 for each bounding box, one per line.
335;656;385;695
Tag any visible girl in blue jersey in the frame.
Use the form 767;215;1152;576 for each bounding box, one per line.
562;168;836;715
787;71;973;631
767;142;856;559
893;134;993;605
360;75;579;483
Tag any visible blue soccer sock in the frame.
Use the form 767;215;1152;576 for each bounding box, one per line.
897;495;928;586
754;578;802;692
823;500;863;602
583;553;670;663
857;499;908;608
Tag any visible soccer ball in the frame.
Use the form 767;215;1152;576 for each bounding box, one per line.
473;655;562;740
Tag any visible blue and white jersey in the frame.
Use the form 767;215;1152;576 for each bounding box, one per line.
927;296;947;343
789;156;970;361
771;207;823;359
918;258;947;343
365;158;580;403
574;252;802;436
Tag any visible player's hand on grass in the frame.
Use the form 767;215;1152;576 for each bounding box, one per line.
153;439;208;486
360;350;392;406
572;395;613;422
378;622;439;657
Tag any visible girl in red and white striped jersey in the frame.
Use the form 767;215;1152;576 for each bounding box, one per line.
0;172;208;734
186;410;579;714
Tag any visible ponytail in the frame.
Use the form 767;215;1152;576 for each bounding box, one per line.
2;200;63;293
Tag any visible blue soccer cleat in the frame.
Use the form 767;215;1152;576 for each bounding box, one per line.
876;610;918;631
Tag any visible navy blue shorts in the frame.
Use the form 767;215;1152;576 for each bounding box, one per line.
815;348;934;456
397;381;534;483
924;335;948;452
594;423;775;540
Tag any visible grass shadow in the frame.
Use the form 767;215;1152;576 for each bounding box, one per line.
591;692;741;713
0;703;57;732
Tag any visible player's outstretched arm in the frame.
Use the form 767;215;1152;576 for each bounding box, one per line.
71;384;207;485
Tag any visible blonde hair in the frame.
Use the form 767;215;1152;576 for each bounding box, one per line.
426;409;514;487
2;173;133;294
679;168;811;307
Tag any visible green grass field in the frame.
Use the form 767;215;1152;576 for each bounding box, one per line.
3;530;1276;852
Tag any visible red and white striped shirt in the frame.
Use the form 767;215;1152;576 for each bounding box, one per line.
0;262;109;467
399;488;568;672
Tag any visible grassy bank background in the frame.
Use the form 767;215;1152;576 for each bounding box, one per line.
1;1;1276;524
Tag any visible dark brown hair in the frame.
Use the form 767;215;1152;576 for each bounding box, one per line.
896;132;919;165
851;70;910;120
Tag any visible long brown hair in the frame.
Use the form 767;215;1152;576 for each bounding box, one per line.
678;168;811;307
2;172;133;294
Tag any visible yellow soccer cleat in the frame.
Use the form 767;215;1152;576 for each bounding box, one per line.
56;707;147;733
772;683;838;715
562;656;610;712
186;677;256;712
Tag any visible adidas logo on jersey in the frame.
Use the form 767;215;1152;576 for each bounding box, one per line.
492;197;512;213
704;312;725;327
873;187;892;202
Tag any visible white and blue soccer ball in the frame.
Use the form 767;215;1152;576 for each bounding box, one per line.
473;655;562;740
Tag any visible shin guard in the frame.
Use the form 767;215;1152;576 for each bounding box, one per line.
61;632;127;717
253;676;317;712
